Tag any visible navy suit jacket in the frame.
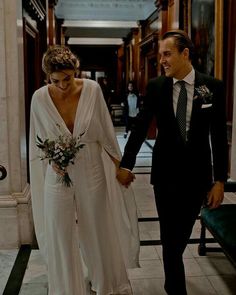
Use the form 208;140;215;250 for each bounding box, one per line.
120;71;228;192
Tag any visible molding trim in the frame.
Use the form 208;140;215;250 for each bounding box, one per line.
0;184;31;207
12;184;31;204
0;196;17;208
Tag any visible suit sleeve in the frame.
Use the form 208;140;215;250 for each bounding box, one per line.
210;80;228;182
120;79;158;170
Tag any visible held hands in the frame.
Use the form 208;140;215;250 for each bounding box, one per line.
207;181;224;209
107;153;135;187
116;167;135;188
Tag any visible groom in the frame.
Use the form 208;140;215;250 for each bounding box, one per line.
117;30;228;295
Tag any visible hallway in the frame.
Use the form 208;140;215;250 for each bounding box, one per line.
1;127;236;295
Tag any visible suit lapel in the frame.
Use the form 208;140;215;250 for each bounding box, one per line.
194;71;205;88
192;71;205;112
163;77;175;119
188;71;206;141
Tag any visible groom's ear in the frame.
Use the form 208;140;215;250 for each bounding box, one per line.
182;48;190;59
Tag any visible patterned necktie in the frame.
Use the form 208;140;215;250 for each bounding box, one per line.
176;81;187;141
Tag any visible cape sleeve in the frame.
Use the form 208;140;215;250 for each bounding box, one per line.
95;84;140;268
29;93;48;263
95;83;122;160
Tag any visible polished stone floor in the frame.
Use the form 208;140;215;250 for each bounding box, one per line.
1;126;236;295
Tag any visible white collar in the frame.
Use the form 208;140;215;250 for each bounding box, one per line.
173;68;195;86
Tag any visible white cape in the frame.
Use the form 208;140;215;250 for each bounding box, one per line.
29;79;140;295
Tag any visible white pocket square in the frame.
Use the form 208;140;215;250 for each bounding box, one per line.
201;103;212;108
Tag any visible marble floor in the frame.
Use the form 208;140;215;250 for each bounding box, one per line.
1;126;236;295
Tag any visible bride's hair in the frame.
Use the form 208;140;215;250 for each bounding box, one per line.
42;45;80;75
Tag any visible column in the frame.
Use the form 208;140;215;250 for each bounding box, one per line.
0;0;33;248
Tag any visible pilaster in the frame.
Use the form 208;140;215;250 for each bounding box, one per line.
0;0;33;248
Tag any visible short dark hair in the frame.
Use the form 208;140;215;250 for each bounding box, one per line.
161;30;195;61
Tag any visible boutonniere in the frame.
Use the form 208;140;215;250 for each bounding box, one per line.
194;85;213;104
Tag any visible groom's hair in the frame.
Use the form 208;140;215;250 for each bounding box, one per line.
161;29;195;61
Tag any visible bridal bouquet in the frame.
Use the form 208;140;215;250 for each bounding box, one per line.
36;132;85;187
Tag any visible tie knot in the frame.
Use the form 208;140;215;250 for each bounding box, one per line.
178;80;186;87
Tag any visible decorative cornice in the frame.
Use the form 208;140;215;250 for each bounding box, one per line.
23;0;46;22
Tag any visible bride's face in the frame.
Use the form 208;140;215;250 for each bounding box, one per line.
50;69;76;94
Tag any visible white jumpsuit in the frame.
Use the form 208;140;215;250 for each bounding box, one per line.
29;79;140;295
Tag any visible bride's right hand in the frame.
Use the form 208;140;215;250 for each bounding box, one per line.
116;167;135;187
51;162;66;176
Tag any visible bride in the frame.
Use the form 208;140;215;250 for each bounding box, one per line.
29;45;140;295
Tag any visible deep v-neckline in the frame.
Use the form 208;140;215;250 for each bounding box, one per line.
47;79;85;135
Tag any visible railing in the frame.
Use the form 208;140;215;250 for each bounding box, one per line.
0;165;7;180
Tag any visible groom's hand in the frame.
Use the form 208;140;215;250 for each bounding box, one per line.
116;167;135;188
207;181;224;209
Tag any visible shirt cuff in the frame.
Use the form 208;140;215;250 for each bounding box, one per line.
120;167;132;173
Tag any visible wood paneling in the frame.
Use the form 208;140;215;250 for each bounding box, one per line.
23;19;40;181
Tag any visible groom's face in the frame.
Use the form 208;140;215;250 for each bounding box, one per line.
159;37;190;80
